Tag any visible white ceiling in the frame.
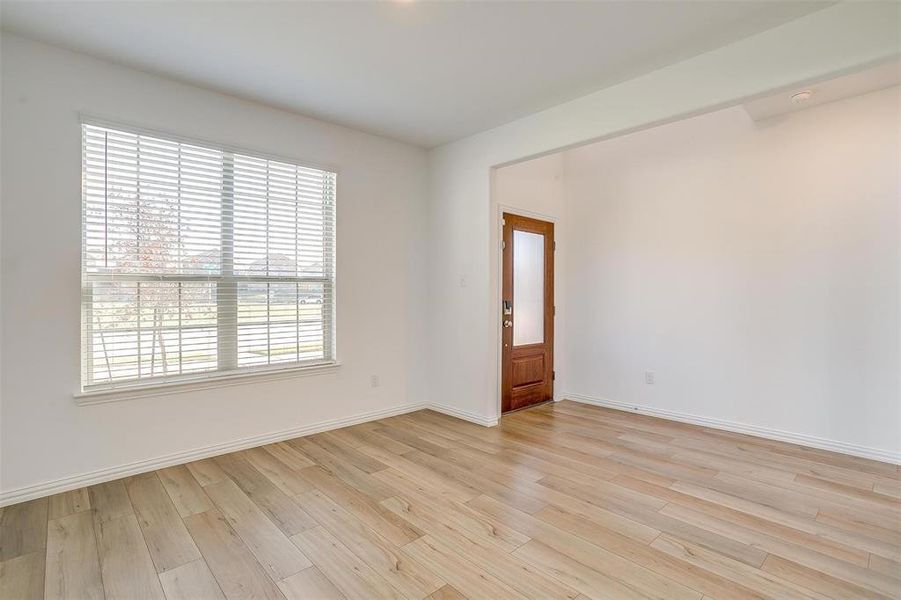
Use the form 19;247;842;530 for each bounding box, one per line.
1;1;831;147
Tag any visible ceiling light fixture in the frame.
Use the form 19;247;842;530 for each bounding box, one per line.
790;90;813;104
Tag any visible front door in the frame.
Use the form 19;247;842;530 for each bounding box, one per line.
502;213;554;413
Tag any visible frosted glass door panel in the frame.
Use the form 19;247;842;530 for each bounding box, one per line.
513;230;545;345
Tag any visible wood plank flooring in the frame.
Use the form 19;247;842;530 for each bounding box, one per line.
1;400;899;599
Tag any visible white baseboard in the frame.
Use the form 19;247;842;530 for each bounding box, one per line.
565;393;901;465
0;402;428;507
23;392;888;507
428;402;499;427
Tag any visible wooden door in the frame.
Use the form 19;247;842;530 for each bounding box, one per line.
502;213;554;413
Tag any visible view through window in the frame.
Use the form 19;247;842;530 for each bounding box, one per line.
81;123;336;391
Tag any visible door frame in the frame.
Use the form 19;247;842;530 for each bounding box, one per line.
495;203;558;417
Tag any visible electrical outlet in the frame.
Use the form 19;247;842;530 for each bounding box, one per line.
644;370;655;385
370;374;380;388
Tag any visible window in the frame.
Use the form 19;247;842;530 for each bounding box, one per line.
81;122;336;392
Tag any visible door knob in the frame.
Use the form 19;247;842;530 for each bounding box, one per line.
503;320;513;328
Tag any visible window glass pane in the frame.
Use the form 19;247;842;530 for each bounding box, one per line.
298;282;326;361
237;282;270;367
236;282;325;368
87;280;217;384
83;127;223;276
232;155;332;278
513;230;544;345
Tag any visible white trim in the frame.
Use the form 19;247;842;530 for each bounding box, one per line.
496;203;560;225
29;390;895;507
0;401;424;507
75;362;342;405
429;402;499;428
565;393;901;466
0;400;510;506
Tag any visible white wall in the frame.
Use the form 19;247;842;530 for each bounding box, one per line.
426;2;900;425
0;35;429;500
562;87;900;461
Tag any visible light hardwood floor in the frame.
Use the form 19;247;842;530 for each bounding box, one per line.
1;400;899;599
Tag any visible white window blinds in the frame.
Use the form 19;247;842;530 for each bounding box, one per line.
81;122;336;392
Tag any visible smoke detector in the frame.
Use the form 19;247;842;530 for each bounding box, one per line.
790;90;814;104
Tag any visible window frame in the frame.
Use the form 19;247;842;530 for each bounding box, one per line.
78;118;338;398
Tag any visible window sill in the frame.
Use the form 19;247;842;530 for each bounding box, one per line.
74;362;342;406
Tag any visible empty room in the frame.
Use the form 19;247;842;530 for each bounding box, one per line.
1;1;899;599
